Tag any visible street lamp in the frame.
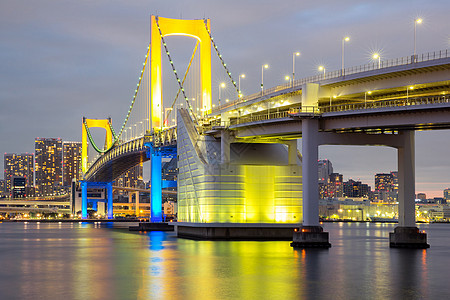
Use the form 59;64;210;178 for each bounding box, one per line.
261;64;269;95
285;75;291;85
414;18;423;62
219;82;225;107
292;52;300;86
318;66;326;79
372;53;381;69
341;37;350;76
238;74;245;97
406;86;414;101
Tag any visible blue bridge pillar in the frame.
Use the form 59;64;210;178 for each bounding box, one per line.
81;181;88;219
151;153;163;222
107;182;113;219
80;181;114;220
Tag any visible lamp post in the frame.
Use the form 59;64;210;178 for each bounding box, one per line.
372;53;381;69
414;18;423;62
318;66;325;79
285;75;291;85
341;37;350;76
406;86;414;102
219;82;225;107
292;52;300;87
261;64;269;95
238;74;245;98
364;91;372;109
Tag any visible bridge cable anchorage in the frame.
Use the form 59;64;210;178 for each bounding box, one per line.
164;41;200;126
118;45;151;139
155;16;198;124
203;19;239;97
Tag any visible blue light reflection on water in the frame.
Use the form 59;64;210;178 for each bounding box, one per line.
0;222;449;299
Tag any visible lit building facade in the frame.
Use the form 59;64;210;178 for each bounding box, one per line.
62;141;82;187
114;164;144;188
343;179;370;198
35;138;63;196
4;153;34;196
443;188;450;201
0;179;6;197
318;159;333;184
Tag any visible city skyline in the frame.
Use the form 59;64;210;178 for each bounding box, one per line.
1;0;449;197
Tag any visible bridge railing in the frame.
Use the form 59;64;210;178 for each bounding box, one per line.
226;95;450;126
212;49;449;114
320;95;450;113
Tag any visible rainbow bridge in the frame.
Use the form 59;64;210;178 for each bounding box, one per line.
81;16;450;247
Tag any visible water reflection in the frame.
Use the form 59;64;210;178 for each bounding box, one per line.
0;222;448;299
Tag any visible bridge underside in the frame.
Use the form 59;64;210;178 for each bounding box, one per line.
86;150;148;182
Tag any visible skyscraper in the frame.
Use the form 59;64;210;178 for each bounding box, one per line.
318;159;333;184
443;189;450;201
35;138;63;196
62;141;82;187
375;173;394;192
4;153;34;196
115;164;143;188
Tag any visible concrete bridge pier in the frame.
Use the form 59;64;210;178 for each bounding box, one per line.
291;118;331;248
390;131;429;248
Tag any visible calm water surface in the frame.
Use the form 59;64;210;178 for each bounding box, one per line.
0;222;449;299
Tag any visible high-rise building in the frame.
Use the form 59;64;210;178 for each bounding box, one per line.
0;179;6;197
4;153;34;196
318;159;333;184
391;171;398;192
343;179;370;198
375;173;394;192
115;164;143;188
35;138;63;196
443;189;450;201
62;141;82;187
417;193;427;200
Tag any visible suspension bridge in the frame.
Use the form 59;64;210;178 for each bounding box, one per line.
80;16;450;247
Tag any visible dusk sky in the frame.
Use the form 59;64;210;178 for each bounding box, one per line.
1;0;449;197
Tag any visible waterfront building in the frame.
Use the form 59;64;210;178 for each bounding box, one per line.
4;153;34;197
375;173;396;202
319;172;343;199
318;159;333;184
417;193;427;200
35;138;63;196
444;188;450;201
62;141;82;187
0;179;6;197
114;164;143;188
12;176;26;198
375;173;394;192
162;158;177;203
343;179;370;198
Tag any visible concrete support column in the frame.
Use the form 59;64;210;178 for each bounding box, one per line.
151;153;162;222
81;181;88;219
135;191;140;217
301;118;319;226
397;131;416;227
286;140;298;165
106;182;113;219
390;130;428;248
221;130;231;164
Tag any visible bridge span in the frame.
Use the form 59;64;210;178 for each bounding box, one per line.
81;15;449;248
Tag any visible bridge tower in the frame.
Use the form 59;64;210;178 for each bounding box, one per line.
148;16;212;222
80;118;115;219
